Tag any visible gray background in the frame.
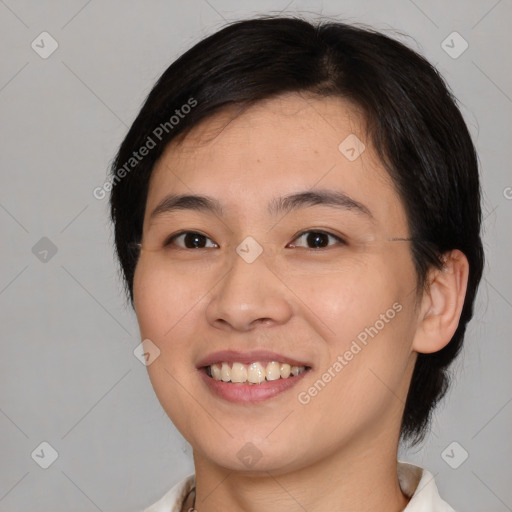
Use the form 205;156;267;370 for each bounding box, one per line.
1;1;511;511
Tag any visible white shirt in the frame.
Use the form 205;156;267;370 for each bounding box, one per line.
144;461;455;512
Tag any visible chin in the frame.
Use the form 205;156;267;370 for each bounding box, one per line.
195;436;310;475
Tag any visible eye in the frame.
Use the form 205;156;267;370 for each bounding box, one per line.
165;231;218;249
288;230;346;249
163;229;346;250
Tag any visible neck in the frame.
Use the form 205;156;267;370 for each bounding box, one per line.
191;426;410;512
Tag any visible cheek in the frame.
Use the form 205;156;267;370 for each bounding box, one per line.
292;253;413;335
133;261;202;430
133;263;166;338
297;251;417;388
133;258;204;338
325;260;416;388
296;276;416;440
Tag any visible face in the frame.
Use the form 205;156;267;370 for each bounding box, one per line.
133;93;420;474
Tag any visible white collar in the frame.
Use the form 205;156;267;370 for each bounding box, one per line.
144;461;455;512
397;462;455;511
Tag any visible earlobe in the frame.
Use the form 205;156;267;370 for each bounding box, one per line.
412;249;469;354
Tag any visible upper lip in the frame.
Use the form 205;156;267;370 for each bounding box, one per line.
196;350;312;368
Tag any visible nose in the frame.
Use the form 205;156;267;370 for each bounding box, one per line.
205;250;293;332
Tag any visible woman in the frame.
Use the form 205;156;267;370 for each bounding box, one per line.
109;16;484;512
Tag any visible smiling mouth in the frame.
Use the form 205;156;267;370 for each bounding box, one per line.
204;361;311;384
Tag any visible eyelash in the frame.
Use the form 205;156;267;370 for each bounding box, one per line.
163;230;347;250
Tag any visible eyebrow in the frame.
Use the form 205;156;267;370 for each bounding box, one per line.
149;188;373;220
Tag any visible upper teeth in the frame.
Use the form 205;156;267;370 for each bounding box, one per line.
208;362;307;384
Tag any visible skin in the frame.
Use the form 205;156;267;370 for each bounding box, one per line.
133;92;469;512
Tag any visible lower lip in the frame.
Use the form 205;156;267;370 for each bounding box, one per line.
199;368;310;403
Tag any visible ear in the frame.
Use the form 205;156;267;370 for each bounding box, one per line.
412;249;469;354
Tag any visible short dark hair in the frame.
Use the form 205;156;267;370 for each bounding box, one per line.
109;16;484;445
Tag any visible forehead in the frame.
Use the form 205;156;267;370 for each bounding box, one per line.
146;93;406;230
160;93;370;171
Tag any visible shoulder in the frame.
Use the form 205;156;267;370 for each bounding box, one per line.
143;465;456;512
143;474;196;512
398;461;456;512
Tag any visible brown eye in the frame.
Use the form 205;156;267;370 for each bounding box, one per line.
165;231;218;249
289;230;346;249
